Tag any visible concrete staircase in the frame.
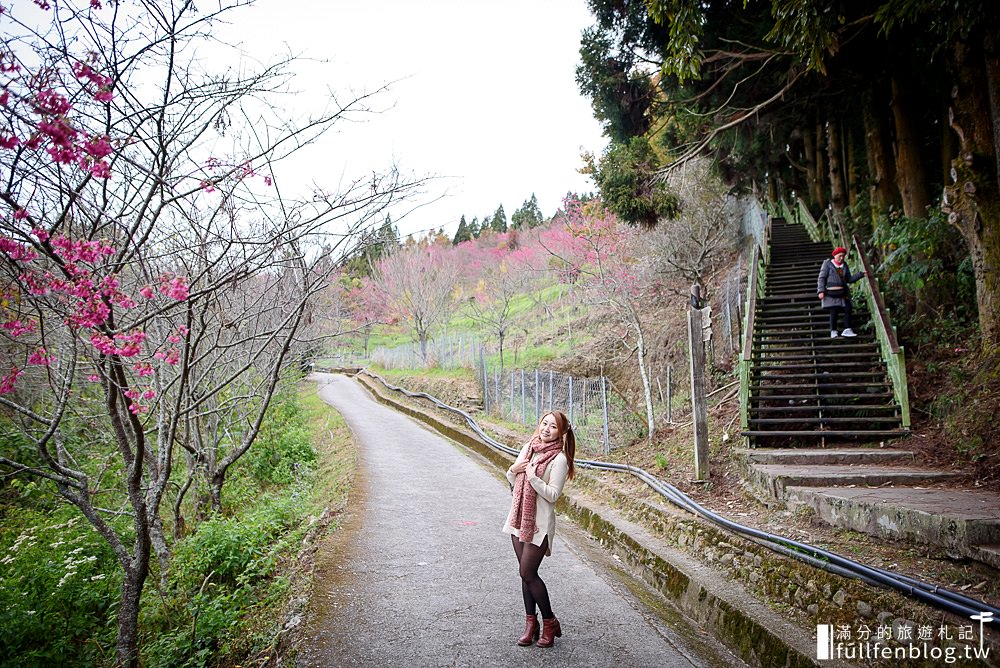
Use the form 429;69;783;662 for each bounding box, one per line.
743;219;908;445
737;447;1000;568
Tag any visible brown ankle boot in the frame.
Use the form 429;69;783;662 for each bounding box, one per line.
517;614;540;646
537;617;562;648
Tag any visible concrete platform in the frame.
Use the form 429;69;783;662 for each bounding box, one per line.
785;486;1000;567
749;463;960;498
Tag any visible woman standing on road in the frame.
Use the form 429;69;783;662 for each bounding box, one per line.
503;411;576;649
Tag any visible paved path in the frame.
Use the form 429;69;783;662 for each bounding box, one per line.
297;373;742;667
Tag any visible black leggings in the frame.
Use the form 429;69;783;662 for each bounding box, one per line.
828;299;853;331
511;535;553;619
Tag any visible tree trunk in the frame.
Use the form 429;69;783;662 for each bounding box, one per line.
116;532;151;667
814;120;828;210
827;117;848;215
944;35;1000;348
634;317;655;443
802;125;822;207
890;75;932;217
846;124;859;208
863;88;897;215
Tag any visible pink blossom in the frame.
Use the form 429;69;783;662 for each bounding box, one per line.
90;0;101;7
82;136;112;159
176;324;189;336
31;227;49;242
93;90;113;103
124;389;139;400
0;238;38;262
263;175;273;186
128;402;148;415
13;209;28;220
0;134;18;149
90;333;117;355
2;320;35;337
27;348;54;366
0;89;8;106
142;389;155;400
139;286;154;299
33;0;51;10
158;275;189;301
87;374;100;382
132;362;154;378
0;367;22;394
200;180;215;193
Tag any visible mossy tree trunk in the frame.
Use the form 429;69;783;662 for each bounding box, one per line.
943;35;1000;349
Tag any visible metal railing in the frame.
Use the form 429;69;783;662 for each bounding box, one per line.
738;215;772;431
851;234;911;428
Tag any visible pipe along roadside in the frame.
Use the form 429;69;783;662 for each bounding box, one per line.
348;369;1000;629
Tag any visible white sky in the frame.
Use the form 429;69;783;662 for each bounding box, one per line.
219;0;608;240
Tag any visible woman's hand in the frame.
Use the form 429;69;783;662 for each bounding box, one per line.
818;292;824;300
511;459;536;478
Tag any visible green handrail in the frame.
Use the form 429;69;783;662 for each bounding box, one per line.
739;215;772;432
795;198;823;242
851;235;911;428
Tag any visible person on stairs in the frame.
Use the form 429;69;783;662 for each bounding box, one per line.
817;246;865;338
503;411;576;648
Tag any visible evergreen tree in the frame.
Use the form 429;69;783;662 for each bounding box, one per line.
469;216;481;238
511;193;544;229
452;215;471;245
490;204;508;233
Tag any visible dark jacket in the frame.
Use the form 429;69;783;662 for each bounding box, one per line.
817;258;864;308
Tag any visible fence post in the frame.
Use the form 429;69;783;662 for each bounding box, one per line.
534;369;540;424
509;371;515;420
568;376;574;425
482;355;489;413
666;366;672;423
600;376;611;455
548;370;554;412
688;303;710;481
521;368;526;424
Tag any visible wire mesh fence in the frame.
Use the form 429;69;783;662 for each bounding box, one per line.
474;359;646;454
370;335;482;370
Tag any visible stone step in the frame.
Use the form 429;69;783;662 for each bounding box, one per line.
783;486;1000;568
749;464;958;499
971;545;1000;570
736;447;915;466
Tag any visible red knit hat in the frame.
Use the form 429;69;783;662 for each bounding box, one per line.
832;247;847;257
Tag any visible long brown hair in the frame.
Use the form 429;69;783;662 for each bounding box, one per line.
537;411;576;480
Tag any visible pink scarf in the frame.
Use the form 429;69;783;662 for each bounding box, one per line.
507;436;563;543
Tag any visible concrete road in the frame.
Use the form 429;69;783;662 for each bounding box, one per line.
297;373;743;667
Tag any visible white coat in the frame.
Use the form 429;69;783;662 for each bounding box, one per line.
502;442;569;557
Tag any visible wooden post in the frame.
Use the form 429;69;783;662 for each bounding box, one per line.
688;303;710;481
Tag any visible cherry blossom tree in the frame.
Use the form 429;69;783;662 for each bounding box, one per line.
0;2;425;664
372;242;461;362
547;197;658;442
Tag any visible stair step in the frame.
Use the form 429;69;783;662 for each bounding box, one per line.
753;372;886;380
749;416;901;425
741;429;910;438
752;382;891;390
750;403;897;412
750;393;894;403
736;447;915;465
752;344;877;354
752;362;878;371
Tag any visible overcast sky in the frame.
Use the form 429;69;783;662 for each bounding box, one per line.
221;0;609;240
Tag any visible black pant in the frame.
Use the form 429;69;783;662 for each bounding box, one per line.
828;299;853;331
